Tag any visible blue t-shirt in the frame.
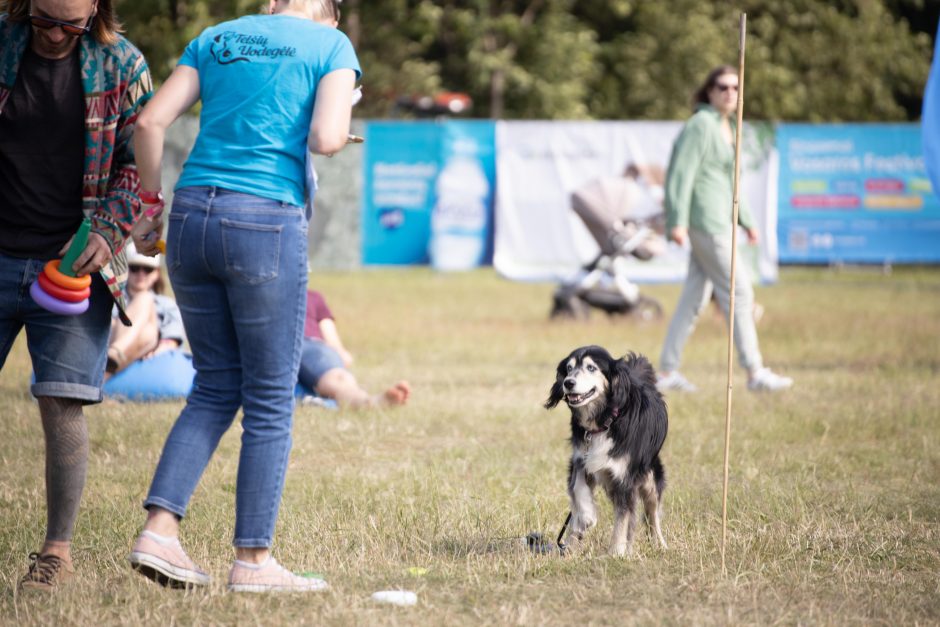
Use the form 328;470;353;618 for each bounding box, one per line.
176;15;361;206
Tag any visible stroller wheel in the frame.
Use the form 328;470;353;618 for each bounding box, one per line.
550;287;590;320
630;295;664;322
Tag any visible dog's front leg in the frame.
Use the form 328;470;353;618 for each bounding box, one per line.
567;457;597;550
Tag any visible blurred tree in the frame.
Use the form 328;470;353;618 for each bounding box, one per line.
341;0;444;118
116;0;264;80
116;0;934;121
740;0;933;121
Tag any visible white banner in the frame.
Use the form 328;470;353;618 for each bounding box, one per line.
494;120;778;283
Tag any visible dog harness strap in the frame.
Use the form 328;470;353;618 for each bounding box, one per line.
584;408;618;442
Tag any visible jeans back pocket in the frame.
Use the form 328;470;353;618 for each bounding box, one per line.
220;218;283;284
166;213;188;272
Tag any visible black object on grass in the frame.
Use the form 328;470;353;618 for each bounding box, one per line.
525;512;571;555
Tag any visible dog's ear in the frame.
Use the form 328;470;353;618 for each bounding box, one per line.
544;358;567;409
609;356;634;410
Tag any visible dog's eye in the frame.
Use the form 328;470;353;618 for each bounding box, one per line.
566;364;573;373
586;364;596;372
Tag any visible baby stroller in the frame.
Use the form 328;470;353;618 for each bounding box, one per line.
550;171;666;322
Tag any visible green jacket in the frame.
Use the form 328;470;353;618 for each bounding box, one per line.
0;15;152;324
664;104;754;235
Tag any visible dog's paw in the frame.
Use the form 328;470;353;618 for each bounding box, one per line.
573;511;597;532
608;543;631;558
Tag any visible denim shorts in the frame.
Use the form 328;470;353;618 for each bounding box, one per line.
0;251;113;402
297;338;345;390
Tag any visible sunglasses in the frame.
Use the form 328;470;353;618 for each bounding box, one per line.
28;12;93;36
714;82;739;93
128;265;156;274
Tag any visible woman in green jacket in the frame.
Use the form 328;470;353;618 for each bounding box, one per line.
657;65;793;393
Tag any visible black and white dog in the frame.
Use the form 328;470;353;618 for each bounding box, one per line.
545;345;668;556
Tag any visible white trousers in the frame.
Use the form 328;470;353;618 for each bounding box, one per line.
659;229;763;374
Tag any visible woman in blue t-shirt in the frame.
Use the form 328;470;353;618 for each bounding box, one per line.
128;0;359;593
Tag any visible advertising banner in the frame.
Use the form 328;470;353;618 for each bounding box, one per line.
361;121;496;267
362;122;440;265
923;25;940;200
430;121;497;270
493;120;777;283
777;124;940;264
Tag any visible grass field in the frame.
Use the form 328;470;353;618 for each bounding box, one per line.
2;266;939;625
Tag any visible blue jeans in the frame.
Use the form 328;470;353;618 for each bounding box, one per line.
144;187;308;548
0;251;112;401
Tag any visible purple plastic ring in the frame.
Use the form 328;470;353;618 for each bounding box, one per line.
30;280;89;316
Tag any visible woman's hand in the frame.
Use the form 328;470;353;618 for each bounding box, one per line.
131;199;165;256
670;226;688;246
745;227;760;245
59;231;112;276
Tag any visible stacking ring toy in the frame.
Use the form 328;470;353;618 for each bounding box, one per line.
30;280;90;315
37;272;91;302
31;217;93;316
43;260;92;290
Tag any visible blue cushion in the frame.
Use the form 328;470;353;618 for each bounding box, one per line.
101;351;336;407
103;349;195;401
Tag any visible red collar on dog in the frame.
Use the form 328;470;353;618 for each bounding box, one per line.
585;408;618;440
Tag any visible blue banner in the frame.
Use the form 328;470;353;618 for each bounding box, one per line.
362;121;496;267
924;24;940;200
777;124;940;264
362;122;440;265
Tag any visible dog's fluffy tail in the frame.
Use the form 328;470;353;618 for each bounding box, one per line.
652;455;666;501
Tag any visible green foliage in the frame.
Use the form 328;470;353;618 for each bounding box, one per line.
117;0;935;120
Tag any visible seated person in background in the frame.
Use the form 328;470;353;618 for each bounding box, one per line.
301;290;410;408
106;243;184;375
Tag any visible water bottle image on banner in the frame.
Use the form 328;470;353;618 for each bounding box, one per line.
430;139;490;271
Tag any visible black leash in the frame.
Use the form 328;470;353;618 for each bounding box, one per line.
556;511;571;554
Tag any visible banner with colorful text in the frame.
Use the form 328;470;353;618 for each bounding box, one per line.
777;124;940;264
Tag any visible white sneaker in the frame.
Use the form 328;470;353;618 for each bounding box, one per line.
747;368;793;392
656;371;698;392
228;557;328;593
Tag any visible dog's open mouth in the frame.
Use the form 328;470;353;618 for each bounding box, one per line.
566;388;597;406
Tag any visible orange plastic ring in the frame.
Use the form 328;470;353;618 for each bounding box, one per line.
44;260;92;290
37;271;91;302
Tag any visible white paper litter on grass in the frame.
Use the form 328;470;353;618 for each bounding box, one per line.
371;590;418;606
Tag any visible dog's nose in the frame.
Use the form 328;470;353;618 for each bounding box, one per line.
563;377;576;390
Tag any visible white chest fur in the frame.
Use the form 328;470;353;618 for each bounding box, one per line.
574;434;630;483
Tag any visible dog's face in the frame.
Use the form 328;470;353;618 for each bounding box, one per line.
545;346;616;426
560;353;609;408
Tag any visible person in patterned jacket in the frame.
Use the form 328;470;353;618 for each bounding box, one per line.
0;0;152;591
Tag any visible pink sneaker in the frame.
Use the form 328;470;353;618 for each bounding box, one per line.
227;557;328;593
128;530;210;588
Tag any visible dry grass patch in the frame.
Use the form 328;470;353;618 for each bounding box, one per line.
2;267;939;625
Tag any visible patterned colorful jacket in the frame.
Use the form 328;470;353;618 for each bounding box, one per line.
0;15;153;324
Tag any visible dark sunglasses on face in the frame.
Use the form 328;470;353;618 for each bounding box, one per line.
714;83;739;93
129;265;156;274
28;13;93;36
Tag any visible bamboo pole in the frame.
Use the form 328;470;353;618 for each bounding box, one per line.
721;12;747;576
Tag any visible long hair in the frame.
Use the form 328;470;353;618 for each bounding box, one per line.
692;65;737;109
2;0;123;45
